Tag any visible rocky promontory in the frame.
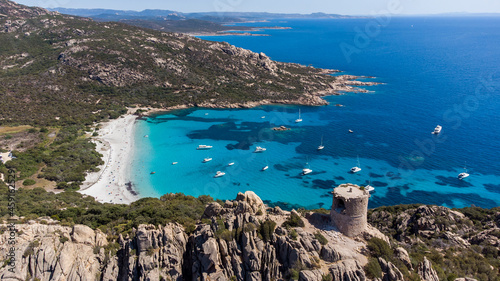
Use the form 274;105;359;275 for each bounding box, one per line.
0;191;485;281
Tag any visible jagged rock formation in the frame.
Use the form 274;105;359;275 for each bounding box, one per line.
1;191;485;281
369;204;500;280
417;257;439;281
0;191;371;281
378;257;404;281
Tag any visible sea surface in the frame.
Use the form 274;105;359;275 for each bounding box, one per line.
131;17;500;210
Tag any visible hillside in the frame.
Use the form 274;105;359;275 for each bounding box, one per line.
0;0;368;126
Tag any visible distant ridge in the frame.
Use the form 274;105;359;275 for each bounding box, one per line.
48;7;352;22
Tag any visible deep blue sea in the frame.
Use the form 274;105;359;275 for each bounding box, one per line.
131;17;500;210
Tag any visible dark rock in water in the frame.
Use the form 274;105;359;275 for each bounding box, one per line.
334;176;345;181
483;183;500;194
371;181;388;187
435;176;473;188
312;179;336;190
369;172;384;178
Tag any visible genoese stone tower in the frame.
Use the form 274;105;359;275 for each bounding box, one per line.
330;183;370;237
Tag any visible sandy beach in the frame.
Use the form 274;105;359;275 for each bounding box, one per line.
80;114;140;204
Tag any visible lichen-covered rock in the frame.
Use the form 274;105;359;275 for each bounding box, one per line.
379;257;404;281
299;269;324;281
417;257;439;281
203;202;223;218
329;259;366;281
394;247;412;271
235;191;266;215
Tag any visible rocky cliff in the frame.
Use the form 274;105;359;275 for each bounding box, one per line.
0;191;473;281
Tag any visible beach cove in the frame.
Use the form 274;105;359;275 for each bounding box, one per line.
80;113;140;204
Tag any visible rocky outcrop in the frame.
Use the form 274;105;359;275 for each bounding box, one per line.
329;259;366;281
394;247;412;271
417;257;439;281
378;257;404;281
0;192;372;281
299;269;323;281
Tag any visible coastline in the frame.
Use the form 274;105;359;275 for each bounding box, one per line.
80;113;140;204
79;74;377;205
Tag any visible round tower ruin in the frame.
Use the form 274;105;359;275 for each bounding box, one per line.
330;183;370;237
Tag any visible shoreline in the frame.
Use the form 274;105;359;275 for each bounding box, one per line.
80;114;140;204
79;75;377;205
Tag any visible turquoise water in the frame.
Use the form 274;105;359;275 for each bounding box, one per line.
131;17;500;210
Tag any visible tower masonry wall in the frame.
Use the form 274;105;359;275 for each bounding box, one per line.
330;184;370;237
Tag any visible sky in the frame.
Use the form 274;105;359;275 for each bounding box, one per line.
14;0;500;15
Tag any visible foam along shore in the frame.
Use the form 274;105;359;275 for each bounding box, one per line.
80;114;140;204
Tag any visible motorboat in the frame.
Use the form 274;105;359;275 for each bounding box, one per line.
349;129;354;133
150;171;156;174
197;145;213;150
432;125;442;134
172;162;178;165
261;165;269;171
350;156;361;173
302;168;313;175
364;185;375;192
254;146;267;153
214;171;225;178
228;162;235;166
458;162;469;180
203;158;212;163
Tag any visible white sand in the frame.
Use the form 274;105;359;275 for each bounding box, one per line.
80;114;140;204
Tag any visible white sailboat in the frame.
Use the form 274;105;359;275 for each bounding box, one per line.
197;145;213;150
350;156;361;173
302;162;312;175
295;109;302;123
317;135;324;150
458;162;470;180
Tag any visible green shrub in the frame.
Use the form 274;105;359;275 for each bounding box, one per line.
146;246;155;256
290;229;298;240
59;236;69;243
364;257;382;278
314;231;328;245
22;179;36;186
283;212;305;228
243;223;256;233
259;220;277;242
367;237;392;259
218;229;233;242
322;274;333;281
